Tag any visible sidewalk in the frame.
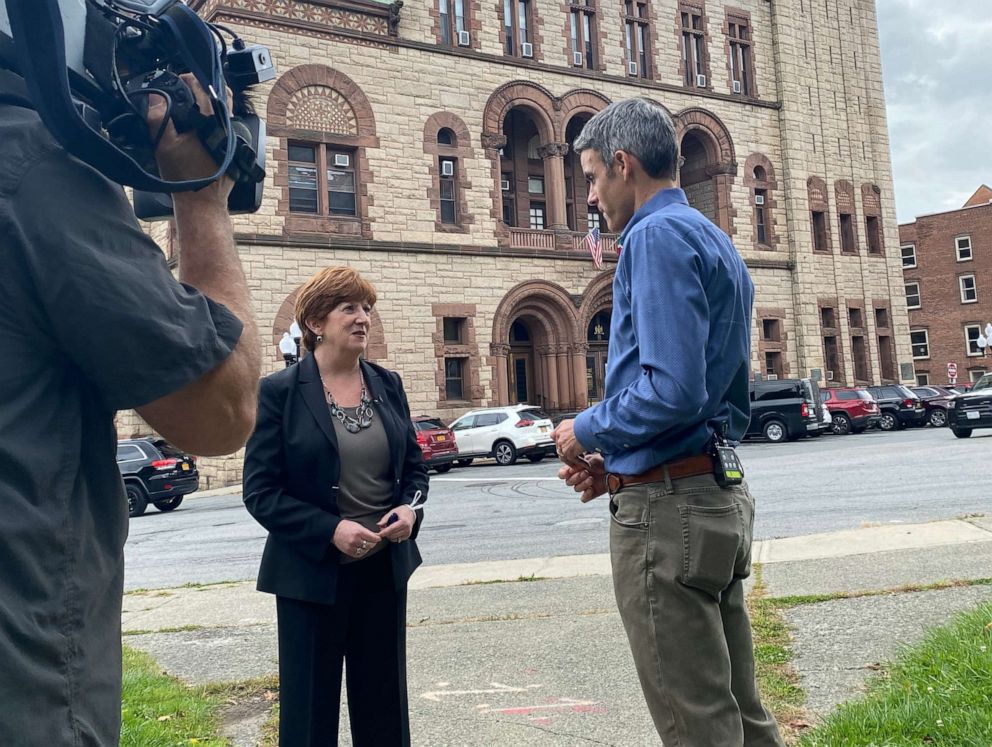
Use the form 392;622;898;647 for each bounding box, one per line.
123;516;992;745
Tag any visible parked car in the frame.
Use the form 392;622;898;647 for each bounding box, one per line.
745;378;826;443
911;386;955;427
820;387;880;435
865;385;927;431
947;373;992;438
447;405;556;465
116;438;199;517
412;416;459;473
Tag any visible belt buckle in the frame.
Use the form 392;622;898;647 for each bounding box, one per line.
606;473;623;496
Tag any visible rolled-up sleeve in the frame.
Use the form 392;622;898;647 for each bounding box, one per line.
574;225;710;454
13;151;242;411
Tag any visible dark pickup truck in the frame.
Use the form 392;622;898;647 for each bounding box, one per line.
947;374;992;438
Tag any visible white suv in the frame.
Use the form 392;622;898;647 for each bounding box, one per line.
448;405;556;466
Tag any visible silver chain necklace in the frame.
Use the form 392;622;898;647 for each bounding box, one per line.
321;374;375;433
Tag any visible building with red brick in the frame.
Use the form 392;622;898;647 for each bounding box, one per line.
900;185;992;386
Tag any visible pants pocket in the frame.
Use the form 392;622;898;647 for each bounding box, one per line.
677;503;742;599
609;493;649;530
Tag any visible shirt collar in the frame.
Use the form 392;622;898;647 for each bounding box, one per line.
618;187;689;246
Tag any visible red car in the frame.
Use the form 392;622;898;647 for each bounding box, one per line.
412;416;459;473
820;387;880;435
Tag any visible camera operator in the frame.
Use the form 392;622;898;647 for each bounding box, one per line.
0;60;260;746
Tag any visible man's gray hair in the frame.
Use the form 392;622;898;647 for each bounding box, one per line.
572;98;678;179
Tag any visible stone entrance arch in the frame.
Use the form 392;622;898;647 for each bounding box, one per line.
490;281;587;410
675;107;737;234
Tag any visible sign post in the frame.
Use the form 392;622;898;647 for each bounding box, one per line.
947;362;957;385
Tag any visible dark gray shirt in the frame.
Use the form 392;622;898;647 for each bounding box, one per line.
0;70;242;745
329;404;393;563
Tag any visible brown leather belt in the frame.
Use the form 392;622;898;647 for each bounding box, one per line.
606;453;716;495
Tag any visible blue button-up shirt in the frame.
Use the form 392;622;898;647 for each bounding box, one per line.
573;188;753;475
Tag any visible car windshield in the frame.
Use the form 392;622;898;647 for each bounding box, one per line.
857;390;874;401
972;374;992;392
519;407;550;420
415;419;446;430
151;440;184;458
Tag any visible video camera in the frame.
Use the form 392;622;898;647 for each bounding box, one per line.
0;0;276;219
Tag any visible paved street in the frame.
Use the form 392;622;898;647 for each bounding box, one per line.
124;427;992;590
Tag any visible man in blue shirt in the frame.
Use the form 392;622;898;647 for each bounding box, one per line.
553;99;784;747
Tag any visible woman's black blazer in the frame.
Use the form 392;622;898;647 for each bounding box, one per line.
243;354;429;604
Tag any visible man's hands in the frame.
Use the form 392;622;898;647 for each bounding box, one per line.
146;72;233;201
551;418;587;467
558;453;608;503
332;519;381;559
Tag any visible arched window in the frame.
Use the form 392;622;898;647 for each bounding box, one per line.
424;113;474;232
438;128;456;145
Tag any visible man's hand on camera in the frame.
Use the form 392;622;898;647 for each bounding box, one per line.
558;453;607;503
146;72;233;201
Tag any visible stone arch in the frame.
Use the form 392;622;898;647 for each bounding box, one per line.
267;65;376;137
490;280;589;410
424;111;472;150
578;271;614;333
674;107;737;234
558;89;611;139
270;286;387;363
481;80;557;145
674;107;736;168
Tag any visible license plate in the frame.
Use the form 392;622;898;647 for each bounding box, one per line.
182;463;190;471
436;435;446;441
967;411;981;420
539;426;548;432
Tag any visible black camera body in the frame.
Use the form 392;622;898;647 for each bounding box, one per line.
0;0;276;219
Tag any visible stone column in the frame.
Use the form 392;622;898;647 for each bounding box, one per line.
571;343;589;410
482;132;509;239
537;142;570;231
539;345;560;409
556;345;572;410
490;343;510;405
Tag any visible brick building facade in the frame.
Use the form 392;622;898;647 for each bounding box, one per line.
899;186;992;387
118;0;913;487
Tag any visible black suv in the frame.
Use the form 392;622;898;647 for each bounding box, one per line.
947;374;992;438
745;378;826;443
116;438;199;517
865;385;926;431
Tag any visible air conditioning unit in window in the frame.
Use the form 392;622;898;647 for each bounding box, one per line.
333;153;350;167
440;160;455;177
766;373;779;380
457;30;471;46
500;178;511;191
732;79;742;94
628;61;638;76
826;370;835;381
696;73;707;87
521;42;534;58
573;51;583;66
754;194;765;205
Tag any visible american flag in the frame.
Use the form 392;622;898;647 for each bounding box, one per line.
584;226;603;269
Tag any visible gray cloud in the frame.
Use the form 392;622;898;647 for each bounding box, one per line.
877;0;991;222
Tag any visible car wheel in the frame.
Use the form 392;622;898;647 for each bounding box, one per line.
762;420;787;443
928;409;948;427
831;413;851;435
878;412;898;431
526;454;545;463
154;496;184;512
126;483;148;518
952;428;973;439
493;440;518;466
433;464;453;473
454;459;474;468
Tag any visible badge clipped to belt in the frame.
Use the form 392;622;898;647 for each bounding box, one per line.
709;428;744;487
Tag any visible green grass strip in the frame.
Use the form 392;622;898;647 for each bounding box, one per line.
798;602;992;746
120;646;227;746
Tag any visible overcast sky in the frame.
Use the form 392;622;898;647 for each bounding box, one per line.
876;0;991;223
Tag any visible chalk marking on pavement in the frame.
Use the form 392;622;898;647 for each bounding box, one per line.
484;698;604;716
420;682;541;701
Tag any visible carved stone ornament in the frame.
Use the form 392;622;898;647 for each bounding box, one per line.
481;132;508;151
536;142;570;159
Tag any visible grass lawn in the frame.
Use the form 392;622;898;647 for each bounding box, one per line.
120;646;227;746
796;601;992;746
